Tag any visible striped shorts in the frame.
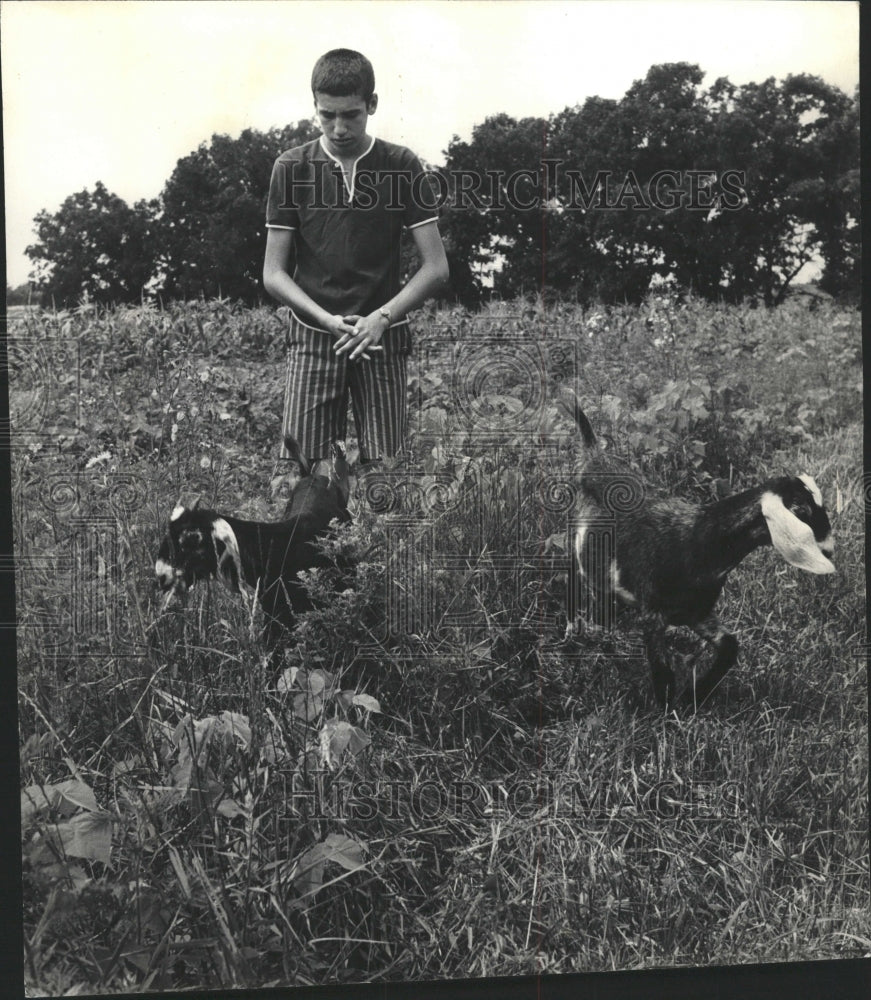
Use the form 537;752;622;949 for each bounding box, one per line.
280;314;411;463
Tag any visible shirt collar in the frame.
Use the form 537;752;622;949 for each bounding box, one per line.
318;135;376;164
318;136;376;199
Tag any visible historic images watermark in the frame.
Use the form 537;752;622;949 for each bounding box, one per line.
271;770;745;825
275;159;748;214
2;335;81;452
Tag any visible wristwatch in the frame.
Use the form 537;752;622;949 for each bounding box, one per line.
378;306;392;325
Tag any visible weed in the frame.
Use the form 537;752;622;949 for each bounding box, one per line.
11;297;866;991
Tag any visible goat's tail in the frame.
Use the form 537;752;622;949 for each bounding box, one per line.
558;388;597;449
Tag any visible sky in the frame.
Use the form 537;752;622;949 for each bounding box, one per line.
1;0;860;288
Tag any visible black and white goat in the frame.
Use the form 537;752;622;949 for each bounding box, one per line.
155;439;351;647
561;391;835;711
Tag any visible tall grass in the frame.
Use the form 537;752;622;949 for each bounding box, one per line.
13;296;866;992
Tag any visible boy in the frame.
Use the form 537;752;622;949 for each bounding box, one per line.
263;49;449;465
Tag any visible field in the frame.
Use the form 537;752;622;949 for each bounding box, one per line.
11;295;867;993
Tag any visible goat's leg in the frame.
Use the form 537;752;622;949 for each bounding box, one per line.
260;585;296;651
680;616;739;711
641;616;675;710
262;612;288;652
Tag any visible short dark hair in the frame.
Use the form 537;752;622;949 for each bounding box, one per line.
311;49;375;102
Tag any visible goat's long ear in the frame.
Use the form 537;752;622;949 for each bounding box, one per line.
284;434;311;476
284;435;311;476
330;441;351;505
761;492;835;574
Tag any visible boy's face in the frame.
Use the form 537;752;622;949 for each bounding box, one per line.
314;91;377;158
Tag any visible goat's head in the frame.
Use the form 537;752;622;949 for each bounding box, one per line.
155;503;244;600
284;436;352;510
760;474;835;574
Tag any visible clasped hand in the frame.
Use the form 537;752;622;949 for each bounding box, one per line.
331;313;388;361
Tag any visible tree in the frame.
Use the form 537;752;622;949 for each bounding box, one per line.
439;64;858;307
781;79;859;300
440;113;551;302
441;68;716;306
701;73;859;304
26;182;157;308
6;283;38;307
548;85;674;304
157;122;319;303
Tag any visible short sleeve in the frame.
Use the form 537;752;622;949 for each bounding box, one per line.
403;153;443;230
266;157;300;230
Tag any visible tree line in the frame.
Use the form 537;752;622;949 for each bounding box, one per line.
21;64;859;310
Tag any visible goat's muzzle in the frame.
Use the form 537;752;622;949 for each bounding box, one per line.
154;555;192;611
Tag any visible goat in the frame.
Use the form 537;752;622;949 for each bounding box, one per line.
155;438;351;647
560;390;835;711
